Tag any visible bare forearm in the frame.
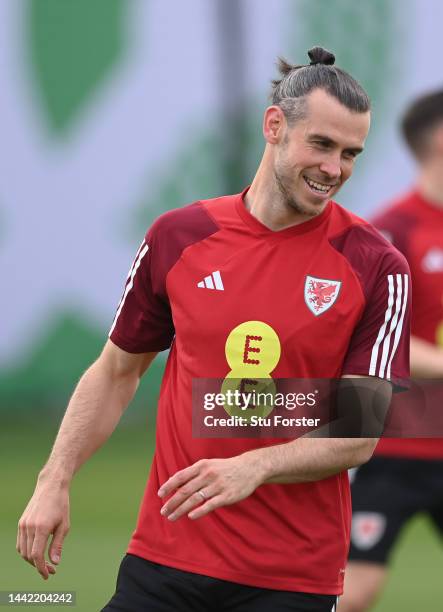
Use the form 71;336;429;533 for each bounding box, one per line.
245;437;378;485
39;360;138;486
18;342;155;580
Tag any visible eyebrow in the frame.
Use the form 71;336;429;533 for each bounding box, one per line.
308;134;364;155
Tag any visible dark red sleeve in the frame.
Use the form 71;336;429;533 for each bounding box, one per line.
109;202;220;353
342;247;411;385
109;228;175;353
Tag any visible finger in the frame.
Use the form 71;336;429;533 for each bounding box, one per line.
19;525;27;561
158;464;201;498
25;524;36;564
47;563;56;575
19;522;27;560
158;463;201;498
31;531;50;580
160;478;207;516
164;487;217;521
49;523;66;565
188;495;224;520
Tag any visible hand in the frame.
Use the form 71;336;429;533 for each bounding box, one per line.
158;454;263;521
17;479;70;580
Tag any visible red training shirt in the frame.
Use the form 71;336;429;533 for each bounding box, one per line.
373;190;443;459
109;188;410;594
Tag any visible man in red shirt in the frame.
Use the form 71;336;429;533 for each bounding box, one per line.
17;47;410;612
339;90;443;611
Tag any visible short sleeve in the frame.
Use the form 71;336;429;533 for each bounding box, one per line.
342;250;411;387
109;224;175;353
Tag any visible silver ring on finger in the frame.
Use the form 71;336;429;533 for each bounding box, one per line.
197;489;207;501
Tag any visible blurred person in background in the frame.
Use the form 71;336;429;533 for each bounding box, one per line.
16;47;409;612
339;90;443;612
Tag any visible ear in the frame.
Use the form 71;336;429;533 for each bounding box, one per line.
263;106;286;145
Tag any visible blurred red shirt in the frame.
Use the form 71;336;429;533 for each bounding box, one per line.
373;189;443;459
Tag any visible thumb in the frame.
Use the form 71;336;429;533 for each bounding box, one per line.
48;524;66;565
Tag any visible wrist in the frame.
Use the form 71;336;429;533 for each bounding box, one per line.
242;446;276;486
38;464;72;489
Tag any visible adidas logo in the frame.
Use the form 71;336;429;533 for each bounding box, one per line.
197;270;224;291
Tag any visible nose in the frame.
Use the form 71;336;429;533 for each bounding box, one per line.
319;157;341;181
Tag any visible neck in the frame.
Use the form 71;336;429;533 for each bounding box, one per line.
244;148;315;231
417;163;443;208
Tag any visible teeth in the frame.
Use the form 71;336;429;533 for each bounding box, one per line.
304;177;331;193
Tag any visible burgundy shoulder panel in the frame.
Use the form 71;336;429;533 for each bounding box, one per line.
330;222;411;384
148;201;221;298
329;222;408;302
109;201;220;353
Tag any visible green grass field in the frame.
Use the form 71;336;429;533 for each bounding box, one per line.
1;422;442;611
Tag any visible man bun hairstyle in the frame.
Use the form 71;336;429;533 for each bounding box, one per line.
401;89;443;159
308;46;335;66
271;46;370;126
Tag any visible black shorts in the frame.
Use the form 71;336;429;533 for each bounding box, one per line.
348;456;443;564
101;554;338;612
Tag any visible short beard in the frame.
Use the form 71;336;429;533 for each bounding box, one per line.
274;168;316;218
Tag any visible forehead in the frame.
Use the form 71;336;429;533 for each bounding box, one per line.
300;88;370;147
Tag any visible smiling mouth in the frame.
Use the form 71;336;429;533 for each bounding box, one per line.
303;175;337;196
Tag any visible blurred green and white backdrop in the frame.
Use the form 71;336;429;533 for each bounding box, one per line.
1;1;442;609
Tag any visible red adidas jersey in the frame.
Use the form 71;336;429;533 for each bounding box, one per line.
109;188;410;594
373;190;443;460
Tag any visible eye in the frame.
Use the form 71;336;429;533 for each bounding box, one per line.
314;140;330;149
343;150;357;161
